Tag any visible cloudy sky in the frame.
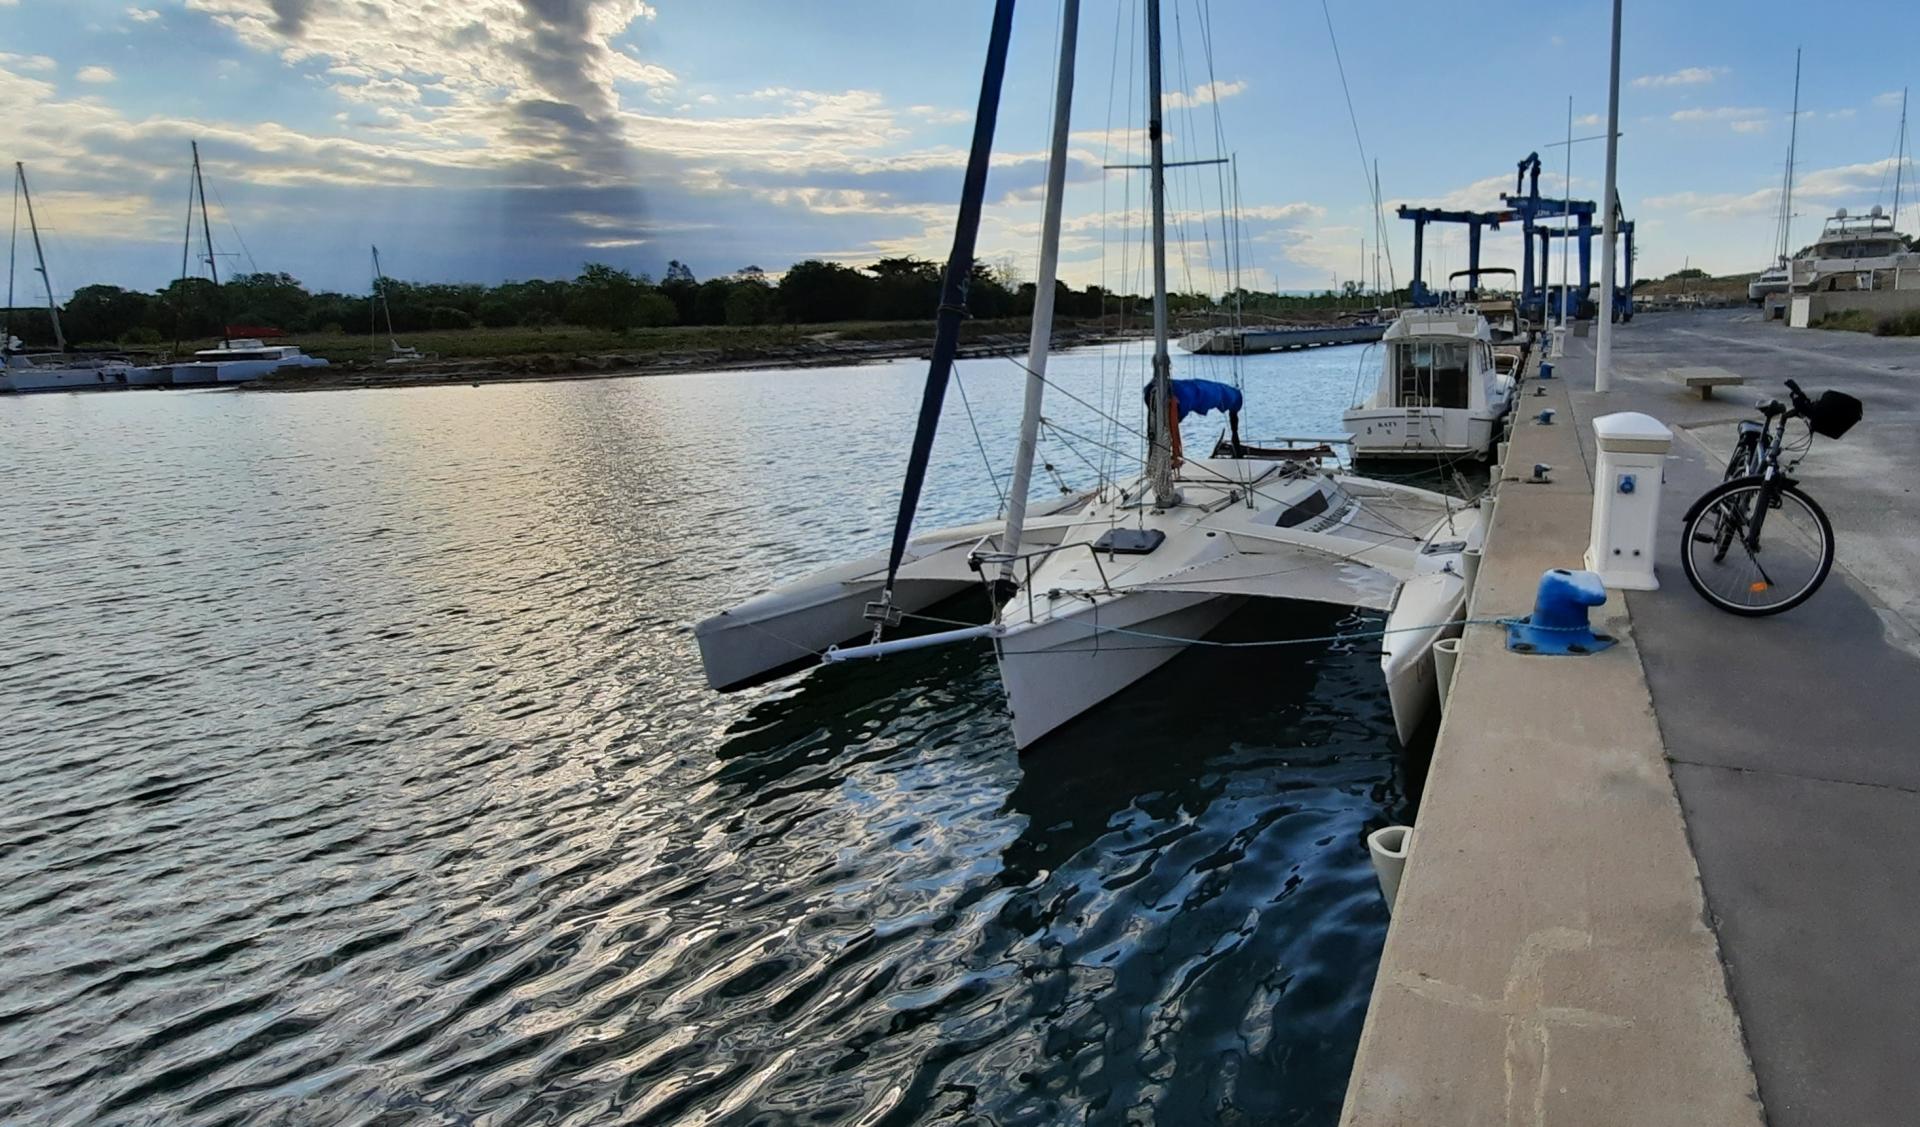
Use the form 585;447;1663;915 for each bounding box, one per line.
1;0;1916;300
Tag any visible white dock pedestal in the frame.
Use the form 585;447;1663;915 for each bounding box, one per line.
1585;411;1673;590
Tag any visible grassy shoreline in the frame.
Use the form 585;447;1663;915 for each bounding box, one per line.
238;319;1142;392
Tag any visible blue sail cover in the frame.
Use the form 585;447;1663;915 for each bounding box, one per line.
1145;378;1243;419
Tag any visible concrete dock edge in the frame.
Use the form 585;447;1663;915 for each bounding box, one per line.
1338;344;1763;1125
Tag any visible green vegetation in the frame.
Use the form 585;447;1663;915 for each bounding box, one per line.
4;254;1397;358
1814;308;1920;336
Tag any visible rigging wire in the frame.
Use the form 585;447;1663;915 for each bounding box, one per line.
949;366;1007;514
204;177;261;276
1319;0;1396;293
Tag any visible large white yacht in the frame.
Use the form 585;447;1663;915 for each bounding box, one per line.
1342;307;1512;462
1790;207;1918;294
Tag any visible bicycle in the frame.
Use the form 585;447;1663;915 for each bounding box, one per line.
1680;378;1862;616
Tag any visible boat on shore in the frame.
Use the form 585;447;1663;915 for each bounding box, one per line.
1343;307;1511;463
1789;206;1919;295
1179;320;1385;354
0;354;138;394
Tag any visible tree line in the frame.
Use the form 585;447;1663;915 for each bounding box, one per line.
2;257;1133;349
1;254;1385;351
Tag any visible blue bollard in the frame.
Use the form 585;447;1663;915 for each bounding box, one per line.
1536;408;1556;425
1505;568;1616;654
1540;361;1555;379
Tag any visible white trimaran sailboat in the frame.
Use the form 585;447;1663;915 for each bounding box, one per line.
696;0;1484;748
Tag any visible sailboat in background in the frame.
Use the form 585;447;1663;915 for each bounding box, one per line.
1750;50;1801;305
371;246;432;363
1;163;142;394
148;142;327;387
698;0;1485;748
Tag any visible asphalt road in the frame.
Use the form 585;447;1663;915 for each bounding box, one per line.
1570;310;1920;1127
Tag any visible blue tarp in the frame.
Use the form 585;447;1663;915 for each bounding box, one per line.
1144;378;1243;420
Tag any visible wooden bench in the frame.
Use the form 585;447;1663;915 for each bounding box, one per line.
1671;366;1747;400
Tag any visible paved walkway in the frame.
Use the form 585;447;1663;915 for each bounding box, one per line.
1572;311;1920;1127
1341;339;1760;1126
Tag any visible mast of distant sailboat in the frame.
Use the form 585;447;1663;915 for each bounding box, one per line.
16;163;66;352
1777;49;1801;263
191;142;229;349
1893;87;1908;235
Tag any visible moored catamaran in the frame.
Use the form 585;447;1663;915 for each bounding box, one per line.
696;0;1485;748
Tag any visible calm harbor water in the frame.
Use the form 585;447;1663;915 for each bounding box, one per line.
0;340;1425;1125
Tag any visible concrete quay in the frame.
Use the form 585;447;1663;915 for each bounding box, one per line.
1344;310;1920;1125
1340;331;1760;1126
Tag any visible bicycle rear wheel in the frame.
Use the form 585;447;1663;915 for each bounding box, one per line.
1681;478;1834;615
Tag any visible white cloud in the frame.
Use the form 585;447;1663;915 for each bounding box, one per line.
1575;113;1603;128
0;52;58;72
1163;79;1247;110
126;7;160;21
1671;106;1768;129
75;66;117;84
1829;108;1856;120
1633;66;1727;89
1873;91;1904;109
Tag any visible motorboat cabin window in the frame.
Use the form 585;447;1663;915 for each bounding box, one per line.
1395;341;1470;409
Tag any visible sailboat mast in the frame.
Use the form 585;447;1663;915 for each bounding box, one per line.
998;0;1079;591
17;163;65;351
1144;0;1176;508
1893;87;1908;233
5;167;17;353
1782;49;1800;261
192;141;227;348
873;0;1017;631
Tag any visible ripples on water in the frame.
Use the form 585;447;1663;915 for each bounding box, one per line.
0;344;1422;1125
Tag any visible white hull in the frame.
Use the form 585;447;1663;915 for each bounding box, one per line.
996;589;1243;748
168;363;223;386
1344;405;1503;460
986;459;1485;750
1380;569;1470;743
1;366;127;393
696;558;976;690
695;501;1093;691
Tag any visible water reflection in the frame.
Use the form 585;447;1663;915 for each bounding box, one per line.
0;344;1417;1126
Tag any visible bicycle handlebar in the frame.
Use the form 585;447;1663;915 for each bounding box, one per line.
1784;378;1810;409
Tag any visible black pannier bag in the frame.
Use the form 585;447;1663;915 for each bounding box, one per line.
1805;389;1863;440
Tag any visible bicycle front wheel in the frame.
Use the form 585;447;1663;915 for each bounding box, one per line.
1681;478;1835;616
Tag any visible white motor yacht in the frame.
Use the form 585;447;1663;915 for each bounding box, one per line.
165;340;329;386
1790;207;1918;294
1342;308;1511;462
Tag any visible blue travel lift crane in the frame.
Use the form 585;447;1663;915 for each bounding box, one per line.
1504;151;1636;323
1396;204;1519;307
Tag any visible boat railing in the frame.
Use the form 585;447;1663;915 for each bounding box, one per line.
967;536;1122;622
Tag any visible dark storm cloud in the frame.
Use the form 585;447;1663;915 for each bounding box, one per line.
267;0;316;38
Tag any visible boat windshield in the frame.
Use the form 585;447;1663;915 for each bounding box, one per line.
1395;341;1470;409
